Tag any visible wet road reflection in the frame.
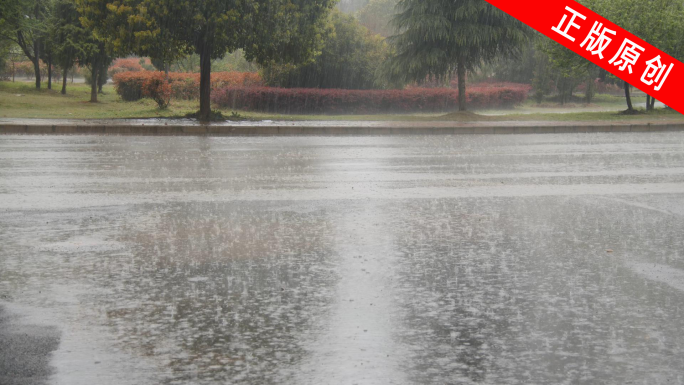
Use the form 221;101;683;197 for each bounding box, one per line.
1;134;684;384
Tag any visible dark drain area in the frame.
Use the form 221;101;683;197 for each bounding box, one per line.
0;306;61;385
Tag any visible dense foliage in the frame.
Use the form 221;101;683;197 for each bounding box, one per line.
262;10;388;90
0;0;109;97
49;0;90;94
77;0;336;120
212;83;531;114
538;0;684;111
0;0;49;88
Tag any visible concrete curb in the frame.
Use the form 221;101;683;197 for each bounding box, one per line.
2;122;684;136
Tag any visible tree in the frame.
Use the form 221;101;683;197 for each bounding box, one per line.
599;0;684;111
49;0;88;94
0;39;10;78
37;0;112;100
541;0;684;112
538;35;602;105
81;42;111;102
0;45;24;82
385;0;529;111
84;56;110;94
77;0;336;121
493;38;539;84
262;9;389;90
40;0;56;90
0;0;49;89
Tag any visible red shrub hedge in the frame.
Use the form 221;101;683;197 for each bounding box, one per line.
112;71;263;101
212;84;531;114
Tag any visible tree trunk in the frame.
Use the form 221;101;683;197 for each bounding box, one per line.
33;59;41;89
33;41;41;90
598;69;607;82
16;31;39;87
61;67;68;94
97;62;104;94
47;59;52;90
34;39;41;89
650;97;656;110
457;61;466;111
624;81;633;111
199;44;212;121
646;95;651;111
90;66;98;103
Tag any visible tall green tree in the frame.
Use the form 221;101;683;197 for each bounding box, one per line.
0;0;49;89
384;0;529;111
0;38;11;76
40;0;56;90
49;0;88;94
77;0;336;120
599;0;684;111
542;0;684;112
83;51;111;99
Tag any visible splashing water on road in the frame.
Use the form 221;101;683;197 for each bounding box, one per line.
1;133;684;384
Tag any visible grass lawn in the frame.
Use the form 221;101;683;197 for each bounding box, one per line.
0;81;198;119
1;80;682;122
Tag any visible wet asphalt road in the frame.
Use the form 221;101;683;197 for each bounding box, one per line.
1;133;684;385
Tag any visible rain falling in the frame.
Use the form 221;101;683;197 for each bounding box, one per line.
2;0;684;384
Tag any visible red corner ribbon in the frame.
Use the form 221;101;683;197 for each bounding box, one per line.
484;0;683;114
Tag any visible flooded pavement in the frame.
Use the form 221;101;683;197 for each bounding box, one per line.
1;133;684;384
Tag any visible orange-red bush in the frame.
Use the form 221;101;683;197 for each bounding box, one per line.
109;58;145;77
212;84;530;114
112;71;263;101
142;72;172;109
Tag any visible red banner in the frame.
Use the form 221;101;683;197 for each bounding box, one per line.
484;0;683;114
